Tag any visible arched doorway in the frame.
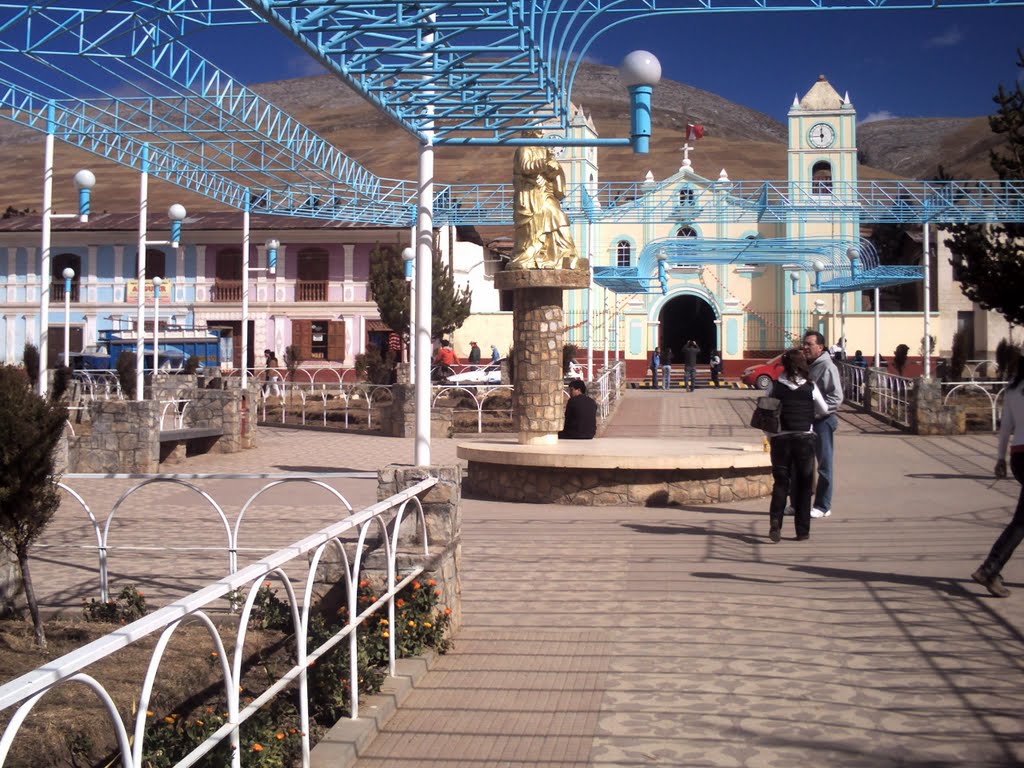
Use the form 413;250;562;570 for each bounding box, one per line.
659;294;717;364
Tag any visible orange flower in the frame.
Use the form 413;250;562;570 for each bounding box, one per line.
427;579;436;587
276;732;285;741
359;579;369;588
263;581;272;588
378;618;389;625
164;716;176;724
289;728;297;734
435;590;442;597
395;598;405;607
253;743;263;752
443;607;452;616
210;651;218;658
411;581;420;591
195;719;204;727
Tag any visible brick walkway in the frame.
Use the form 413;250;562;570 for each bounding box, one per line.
33;388;1024;766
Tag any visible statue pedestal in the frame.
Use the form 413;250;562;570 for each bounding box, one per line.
494;262;590;445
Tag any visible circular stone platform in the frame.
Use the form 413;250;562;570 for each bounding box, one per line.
458;438;773;506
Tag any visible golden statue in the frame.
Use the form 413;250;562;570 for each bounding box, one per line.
510;130;579;270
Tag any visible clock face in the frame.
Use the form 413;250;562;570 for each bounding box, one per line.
552;146;566;158
808;122;836;149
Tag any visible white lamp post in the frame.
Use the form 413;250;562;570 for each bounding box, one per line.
61;267;74;368
151;276;162;374
38;158;95;396
618;51;662;154
402;246;416;385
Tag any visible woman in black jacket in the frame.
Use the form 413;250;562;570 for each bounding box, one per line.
763;349;828;542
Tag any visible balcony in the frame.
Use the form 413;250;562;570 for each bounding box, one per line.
296;280;327;302
51;281;80;302
211;280;242;302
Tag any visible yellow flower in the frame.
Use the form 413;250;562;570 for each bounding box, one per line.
164;716;175;724
423;622;432;628
195;719;204;727
382;631;390;638
146;710;154;717
379;618;388;625
407;620;416;627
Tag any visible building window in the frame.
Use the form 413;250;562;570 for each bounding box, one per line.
616;240;631;268
291;319;346;363
812;161;833;195
297;247;329;301
677;226;698;238
678;187;695;207
52;252;81;302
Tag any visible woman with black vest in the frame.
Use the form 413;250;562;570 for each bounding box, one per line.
765;349;828;543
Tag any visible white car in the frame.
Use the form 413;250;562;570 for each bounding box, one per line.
442;361;503;385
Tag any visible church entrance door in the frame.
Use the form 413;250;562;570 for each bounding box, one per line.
659;294;717;364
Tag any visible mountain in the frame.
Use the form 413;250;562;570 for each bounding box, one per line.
856;116;999;180
0;63;999;218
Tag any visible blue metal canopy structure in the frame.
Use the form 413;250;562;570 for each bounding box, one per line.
1;1;1023;226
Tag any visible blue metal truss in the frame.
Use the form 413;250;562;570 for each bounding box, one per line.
592;236;924;294
1;1;1023;230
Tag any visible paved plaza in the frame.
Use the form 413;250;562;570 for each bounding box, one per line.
35;387;1024;766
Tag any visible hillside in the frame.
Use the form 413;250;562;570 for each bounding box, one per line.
0;63;1000;219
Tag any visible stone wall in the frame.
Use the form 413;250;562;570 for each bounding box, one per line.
911;378;966;435
381;381;454;439
465;462;772;507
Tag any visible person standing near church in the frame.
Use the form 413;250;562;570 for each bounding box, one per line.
650;347;661;389
468;341;481;365
802;331;843;519
661;346;673;390
682;340;699;392
490;344;501;364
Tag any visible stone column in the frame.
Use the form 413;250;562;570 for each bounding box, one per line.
494;262;590;445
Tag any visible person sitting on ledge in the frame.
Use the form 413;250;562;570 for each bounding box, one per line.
558;378;598;440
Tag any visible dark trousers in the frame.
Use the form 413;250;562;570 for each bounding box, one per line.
981;452;1024;577
769;432;816;538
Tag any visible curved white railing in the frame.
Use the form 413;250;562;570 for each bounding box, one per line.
942;380;1008;432
433;384;514;433
0;476;438;768
839;363;913;428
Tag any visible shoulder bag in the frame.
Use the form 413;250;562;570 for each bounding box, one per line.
749;395;782;433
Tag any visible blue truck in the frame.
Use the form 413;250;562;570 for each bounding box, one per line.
73;327;222;371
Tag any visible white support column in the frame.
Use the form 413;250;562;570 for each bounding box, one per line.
39;131;55;396
241;203;250;390
922;223;931;379
873;287;881;368
603;289;609;370
415;142;434;467
586;263;594;379
135;145;149;401
413;15;435;468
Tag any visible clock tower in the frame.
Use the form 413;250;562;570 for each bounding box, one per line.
786;74;858;234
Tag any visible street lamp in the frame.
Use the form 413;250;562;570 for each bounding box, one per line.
152;276;162;374
402;246;416;384
62;267;74;368
618;51;662;154
812;259;825;290
167;204;187;249
38;165;95;396
265;238;279;277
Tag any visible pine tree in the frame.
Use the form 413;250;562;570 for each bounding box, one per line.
0;366;67;647
942;49;1024;326
368;242;472;342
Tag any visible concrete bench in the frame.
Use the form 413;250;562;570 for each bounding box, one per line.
458;437;773;506
159;426;225;463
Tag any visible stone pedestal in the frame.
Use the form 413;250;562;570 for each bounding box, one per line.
494;262;590;445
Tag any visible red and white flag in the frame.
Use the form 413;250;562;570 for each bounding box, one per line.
686;123;704;141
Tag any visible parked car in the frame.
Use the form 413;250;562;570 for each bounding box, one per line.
741;354;784;390
442;360;503;385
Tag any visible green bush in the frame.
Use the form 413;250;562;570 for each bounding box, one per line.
83;585;148;624
115;351;137;399
893;344;910;376
21;342;40;390
950;329;969;381
996;338;1021;380
355;343;397;384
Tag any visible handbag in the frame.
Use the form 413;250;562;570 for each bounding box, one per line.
749;396;782;433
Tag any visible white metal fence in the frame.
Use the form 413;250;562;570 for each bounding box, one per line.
0;476;438;768
838;362;913;428
942;380;1009;432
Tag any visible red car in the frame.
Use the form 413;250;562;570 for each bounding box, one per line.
741;355;784;390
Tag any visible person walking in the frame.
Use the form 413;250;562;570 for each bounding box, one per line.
971;364;1024;597
710;350;722;388
801;331;844;519
650;347;661;389
490;344;501;364
764;349;828;542
468;341;481;365
682;340;699;392
661;346;673;390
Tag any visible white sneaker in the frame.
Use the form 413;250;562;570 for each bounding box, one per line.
810;507;831;519
784;505;795;516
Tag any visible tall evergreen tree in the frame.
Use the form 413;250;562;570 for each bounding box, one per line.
368;242;472;342
942;49;1024;327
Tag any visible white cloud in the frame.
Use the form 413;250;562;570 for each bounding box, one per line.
286;54;328;78
925;26;962;48
860;110;897;124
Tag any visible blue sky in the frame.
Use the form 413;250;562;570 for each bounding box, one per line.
213;7;1024;126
